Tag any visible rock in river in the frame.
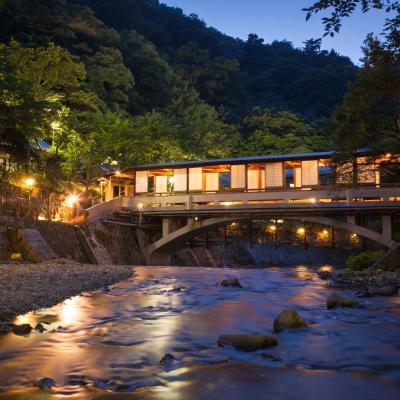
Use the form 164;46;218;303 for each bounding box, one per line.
273;309;307;333
220;278;242;288
327;293;359;309
0;323;32;336
217;334;277;351
35;377;56;389
34;323;46;333
368;285;398;297
160;353;176;364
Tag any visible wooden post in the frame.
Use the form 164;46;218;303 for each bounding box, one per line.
331;226;335;249
274;219;278;249
186;168;189;194
304;223;308;250
245;164;248;192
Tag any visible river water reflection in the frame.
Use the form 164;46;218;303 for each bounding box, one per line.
0;266;399;399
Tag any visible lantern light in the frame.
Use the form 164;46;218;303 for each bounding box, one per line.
25;178;35;187
66;194;79;208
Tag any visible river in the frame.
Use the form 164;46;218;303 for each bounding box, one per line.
0;266;399;399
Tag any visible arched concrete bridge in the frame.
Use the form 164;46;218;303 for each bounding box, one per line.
142;215;397;265
85;186;400;265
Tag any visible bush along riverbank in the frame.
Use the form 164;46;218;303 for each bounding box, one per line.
319;249;399;296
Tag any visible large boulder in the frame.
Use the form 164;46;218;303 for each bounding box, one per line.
368;285;398;297
217;334;277;352
0;323;32;336
327;293;359;310
220;278;242;288
273;309;307;333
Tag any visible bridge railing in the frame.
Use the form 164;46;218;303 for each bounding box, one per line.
84;185;400;219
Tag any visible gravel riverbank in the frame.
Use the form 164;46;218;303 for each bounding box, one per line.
320;269;400;295
0;260;134;322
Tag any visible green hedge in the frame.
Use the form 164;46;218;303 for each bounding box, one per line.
346;250;385;271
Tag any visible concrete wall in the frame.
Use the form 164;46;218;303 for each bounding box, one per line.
82;221;145;265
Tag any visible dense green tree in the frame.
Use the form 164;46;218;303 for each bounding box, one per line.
306;0;400;156
121;30;176;113
69;0;356;122
0;41;86;182
84;47;134;112
241;108;326;156
327;34;400;156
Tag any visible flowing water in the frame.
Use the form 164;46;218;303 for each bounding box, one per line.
0;266;399;399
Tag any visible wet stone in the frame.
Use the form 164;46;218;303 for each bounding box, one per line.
368;285;398;297
34;323;46;333
273;309;308;333
220;278;242;288
0;323;32;336
160;353;176;364
35;377;56;389
327;293;360;310
217;334;277;352
13;324;33;336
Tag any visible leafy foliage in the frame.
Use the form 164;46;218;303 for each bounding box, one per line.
306;0;400;157
346;250;385;271
304;0;400;37
0;0;355;193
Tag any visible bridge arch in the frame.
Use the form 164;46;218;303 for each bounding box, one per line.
144;215;397;265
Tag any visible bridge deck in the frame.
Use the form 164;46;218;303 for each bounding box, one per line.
87;186;400;220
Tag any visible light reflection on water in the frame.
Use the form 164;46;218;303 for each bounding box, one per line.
0;266;399;400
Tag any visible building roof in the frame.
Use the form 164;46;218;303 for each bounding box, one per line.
127;151;334;171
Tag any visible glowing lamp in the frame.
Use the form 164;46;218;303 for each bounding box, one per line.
66;194;79;208
25;178;35;187
297;227;305;235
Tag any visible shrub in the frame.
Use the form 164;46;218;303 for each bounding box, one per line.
346;250;385;271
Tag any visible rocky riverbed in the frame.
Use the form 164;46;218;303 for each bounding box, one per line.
0;265;399;399
320;268;400;295
0;260;133;322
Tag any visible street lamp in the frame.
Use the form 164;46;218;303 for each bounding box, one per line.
138;202;143;226
25;178;35;203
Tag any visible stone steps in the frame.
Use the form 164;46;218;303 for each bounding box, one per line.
16;229;57;262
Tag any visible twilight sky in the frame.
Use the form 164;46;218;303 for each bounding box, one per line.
162;0;390;64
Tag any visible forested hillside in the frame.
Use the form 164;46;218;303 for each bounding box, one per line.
0;0;357;188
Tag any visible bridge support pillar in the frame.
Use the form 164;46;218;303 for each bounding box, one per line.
162;217;181;238
382;215;392;243
162;218;172;237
